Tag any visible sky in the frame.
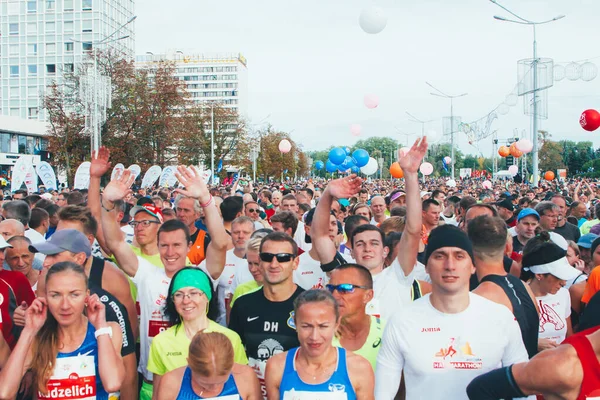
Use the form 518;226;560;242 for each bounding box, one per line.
136;0;600;158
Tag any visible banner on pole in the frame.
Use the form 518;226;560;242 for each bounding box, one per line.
36;162;58;191
111;163;125;181
74;162;91;190
141;166;162;189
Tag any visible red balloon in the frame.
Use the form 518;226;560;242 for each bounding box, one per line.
580;109;600;131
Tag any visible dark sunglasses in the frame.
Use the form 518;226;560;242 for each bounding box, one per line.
247;208;259;213
260;252;294;263
326;283;370;294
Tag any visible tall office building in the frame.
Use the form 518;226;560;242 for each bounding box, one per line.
135;52;248;117
0;0;135;121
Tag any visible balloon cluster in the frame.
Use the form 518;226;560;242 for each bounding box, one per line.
498;139;533;158
315;148;376;175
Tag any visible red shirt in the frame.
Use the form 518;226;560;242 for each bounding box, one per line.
562;326;600;400
0;270;36;348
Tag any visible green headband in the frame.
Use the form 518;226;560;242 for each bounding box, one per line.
171;269;212;301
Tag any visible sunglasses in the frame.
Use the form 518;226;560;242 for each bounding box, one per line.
325;283;370;294
259;252;294;263
247;208;259;213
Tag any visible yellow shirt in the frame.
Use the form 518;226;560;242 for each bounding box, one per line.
230;281;261;307
147;320;248;376
332;316;385;371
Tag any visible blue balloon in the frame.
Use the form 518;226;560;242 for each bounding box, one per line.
352;149;370;168
329;147;346;165
344;156;355;168
351;166;360;173
344;147;351;155
326;160;338;173
315;160;324;170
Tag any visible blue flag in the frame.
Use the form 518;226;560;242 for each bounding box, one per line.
217;158;223;173
442;158;448;172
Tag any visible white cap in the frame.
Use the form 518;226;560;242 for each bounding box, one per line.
0;235;13;250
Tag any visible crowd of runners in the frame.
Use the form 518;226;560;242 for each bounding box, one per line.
0;137;598;399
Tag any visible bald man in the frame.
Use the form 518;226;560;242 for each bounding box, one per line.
0;219;24;240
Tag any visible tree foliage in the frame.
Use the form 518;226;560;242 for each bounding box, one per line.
255;129;308;181
539;140;566;172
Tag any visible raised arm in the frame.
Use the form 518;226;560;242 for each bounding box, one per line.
574;181;582;202
174;166;227;280
313;175;363;264
88;147;113;256
396;137;428;276
100;170;139;277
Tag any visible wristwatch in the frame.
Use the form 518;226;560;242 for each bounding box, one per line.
94;326;113;339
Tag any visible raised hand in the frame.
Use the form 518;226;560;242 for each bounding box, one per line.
398;137;428;174
86;294;107;329
173;166;210;204
90;146;111;178
103;169;135;202
25;298;47;332
325;174;363;199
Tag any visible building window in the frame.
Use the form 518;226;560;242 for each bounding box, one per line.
10;87;19;98
46;43;56;54
82;20;92;33
27;0;37;12
28;65;38;76
10;109;20;118
18;135;27;152
9;44;19;56
63;0;73;10
83;42;93;52
65;42;74;52
9;23;19;35
46;22;56;32
27;44;38;55
64;21;74;32
0;134;10;153
27;22;38;35
10;66;19;77
82;0;92;10
8;2;19;14
46;64;56;74
46;0;55;11
28;86;38;98
64;63;74;73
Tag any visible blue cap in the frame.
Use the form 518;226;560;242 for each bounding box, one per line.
577;233;599;249
29;229;92;257
517;208;540;222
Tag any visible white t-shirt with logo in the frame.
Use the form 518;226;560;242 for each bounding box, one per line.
293;251;328;290
295;221;311;252
367;260;429;320
375;293;529;400
537;287;571;344
200;249;247;326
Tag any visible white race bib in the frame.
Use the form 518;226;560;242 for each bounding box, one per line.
283;389;348;400
39;354;97;399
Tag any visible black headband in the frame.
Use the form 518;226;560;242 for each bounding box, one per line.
425;225;474;265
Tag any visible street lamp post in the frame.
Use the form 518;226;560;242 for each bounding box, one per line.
490;0;565;186
406;111;434;137
426;82;467;179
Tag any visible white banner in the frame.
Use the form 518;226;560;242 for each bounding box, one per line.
24;164;37;193
459;168;472;179
36;162;57;191
127;164;141;180
141;165;162;189
73;162;91;190
111;163;125;181
159;166;178;187
11;156;31;192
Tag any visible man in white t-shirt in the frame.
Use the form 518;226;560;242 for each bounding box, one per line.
375;223;530;399
312;138;431;320
100;166;229;400
200;215;254;326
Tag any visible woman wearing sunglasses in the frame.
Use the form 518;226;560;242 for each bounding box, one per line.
265;289;374;400
147;267;248;397
156;331;261;399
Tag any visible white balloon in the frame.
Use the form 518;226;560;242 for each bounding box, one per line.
505;93;518;106
565;62;581;81
447;179;457;188
360;157;378;176
580;62;598;82
426;130;441;144
359;7;387;34
554;64;566;82
497;103;510;115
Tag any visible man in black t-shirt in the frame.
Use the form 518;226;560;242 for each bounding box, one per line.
551;195;581;242
229;231;303;399
513;209;540;254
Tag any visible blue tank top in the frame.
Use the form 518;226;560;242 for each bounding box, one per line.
279;347;356;400
177;367;240;399
39;322;108;400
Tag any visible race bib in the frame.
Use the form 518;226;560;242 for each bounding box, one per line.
39;355;97;399
203;396;240;400
148;320;170;337
283;389;348;400
248;357;268;399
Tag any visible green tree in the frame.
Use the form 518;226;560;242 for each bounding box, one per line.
539;140;566;172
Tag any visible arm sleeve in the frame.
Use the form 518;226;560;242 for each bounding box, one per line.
501;311;530;366
374;317;405;400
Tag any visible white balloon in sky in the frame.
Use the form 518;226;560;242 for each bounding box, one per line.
426;130;441;143
359;7;387;34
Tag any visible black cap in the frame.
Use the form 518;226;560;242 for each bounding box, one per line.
495;198;514;212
